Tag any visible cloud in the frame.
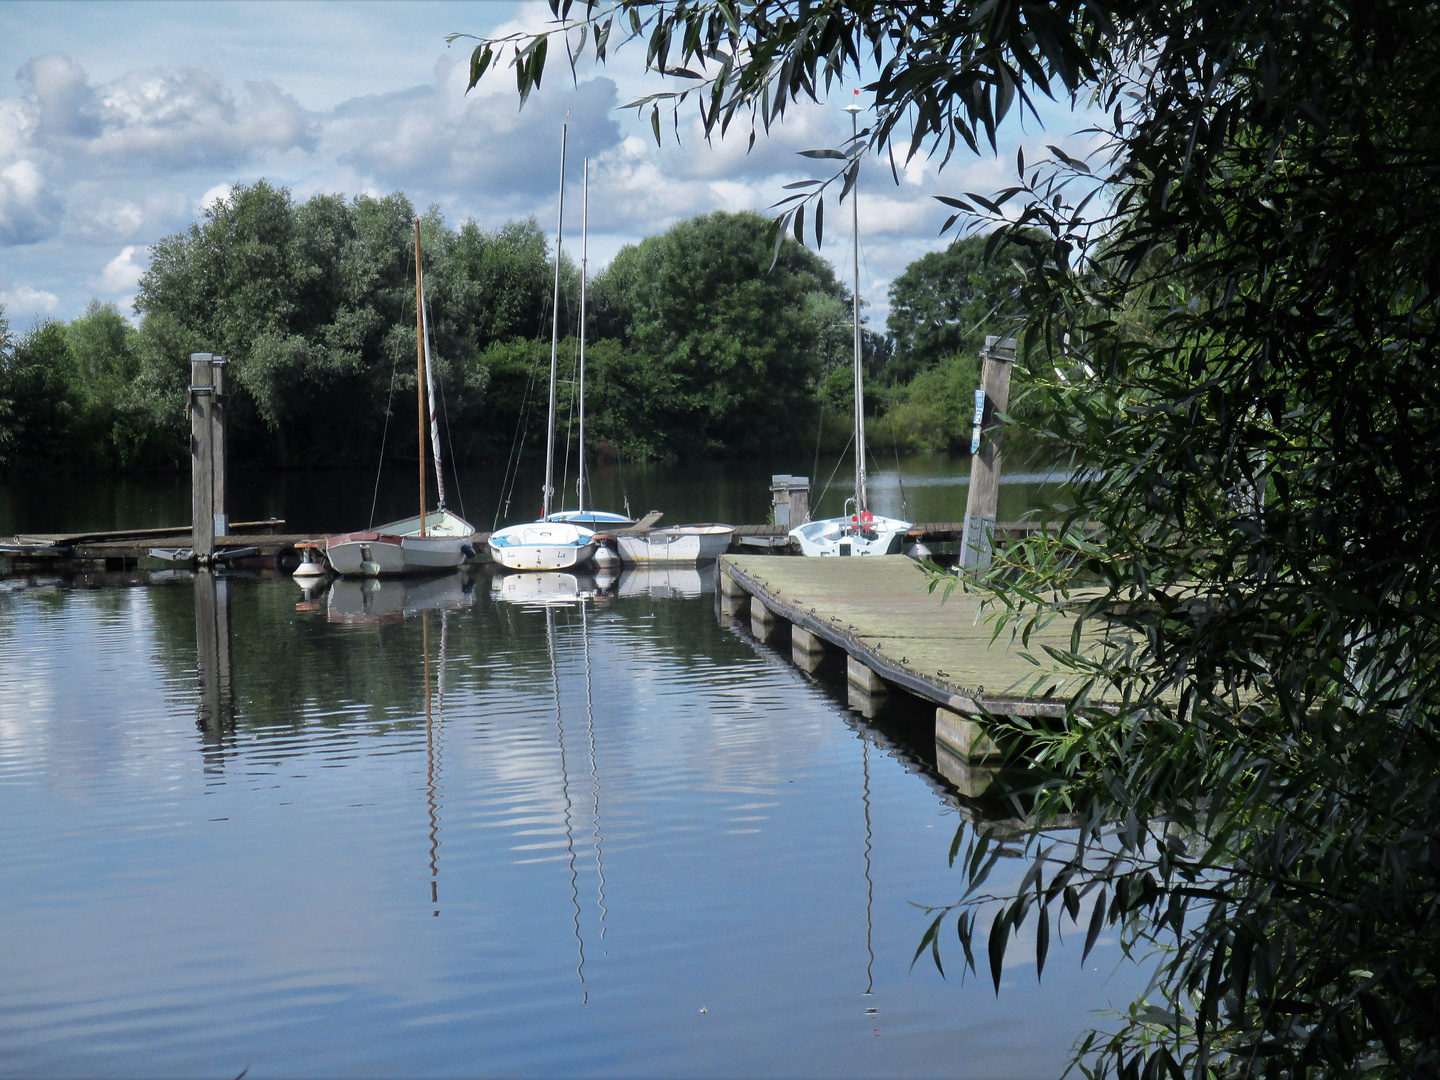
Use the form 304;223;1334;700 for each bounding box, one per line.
0;53;318;249
99;246;145;294
0;156;63;244
331;64;624;207
0;285;61;324
199;183;233;212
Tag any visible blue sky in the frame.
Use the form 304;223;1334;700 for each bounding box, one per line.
1;1;1098;331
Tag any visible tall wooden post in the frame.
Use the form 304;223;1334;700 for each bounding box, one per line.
210;355;228;538
959;336;1016;572
190;353;215;563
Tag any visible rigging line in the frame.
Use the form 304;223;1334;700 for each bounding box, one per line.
548;606;587;1001
815;427;855;518
494;350;541;529
558;317;581;514
888;412;910;519
581;600;609;938
811;396;825;496
368;350;400;530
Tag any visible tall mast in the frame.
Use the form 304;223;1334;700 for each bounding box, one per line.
845;98;867;516
420;232;446;512
414;219;428;536
578;158;589;513
544;124;568;520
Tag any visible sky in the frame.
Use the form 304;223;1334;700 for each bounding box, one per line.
0;0;1099;332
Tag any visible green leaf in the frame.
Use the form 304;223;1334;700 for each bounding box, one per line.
1035;907;1049;980
988;908;1009;993
798;148;847;159
1082;891;1106;963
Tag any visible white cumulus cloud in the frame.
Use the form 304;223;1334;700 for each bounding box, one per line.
99;246;144;294
0;285;62;323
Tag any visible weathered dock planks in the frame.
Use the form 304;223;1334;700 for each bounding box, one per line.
718;553;1102;721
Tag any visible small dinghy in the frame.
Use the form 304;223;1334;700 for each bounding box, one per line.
616;524;734;565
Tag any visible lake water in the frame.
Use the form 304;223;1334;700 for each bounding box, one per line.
0;450;1072;536
0;562;1145;1079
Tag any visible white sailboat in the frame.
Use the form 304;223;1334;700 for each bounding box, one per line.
328;220;475;576
490;126;599;571
545;158;632;559
790;101;911;558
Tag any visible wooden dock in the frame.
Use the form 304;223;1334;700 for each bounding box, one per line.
717;554;1103;787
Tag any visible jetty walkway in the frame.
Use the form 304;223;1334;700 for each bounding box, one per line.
717;554;1107;778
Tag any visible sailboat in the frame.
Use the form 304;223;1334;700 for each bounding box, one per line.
790;100;911;558
547;158;632;538
327;220;476;576
489;126;600;571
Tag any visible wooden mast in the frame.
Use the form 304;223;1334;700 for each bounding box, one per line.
414;219;428;537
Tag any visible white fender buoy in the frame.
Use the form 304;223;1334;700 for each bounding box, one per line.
293;545;328;578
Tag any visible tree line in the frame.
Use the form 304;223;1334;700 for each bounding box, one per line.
0;181;1023;476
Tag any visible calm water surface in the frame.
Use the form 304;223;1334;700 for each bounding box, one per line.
0;566;1138;1078
0;452;1072;536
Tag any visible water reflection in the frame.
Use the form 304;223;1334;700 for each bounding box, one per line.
193;570;234;746
0;572;1145;1078
328;572;475;623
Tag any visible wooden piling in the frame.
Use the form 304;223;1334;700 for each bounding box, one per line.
210;356;228;537
847;655;886;695
959;336;1016;572
750;597;779;643
935;706;1001;761
189;353;215;563
792;624;825;655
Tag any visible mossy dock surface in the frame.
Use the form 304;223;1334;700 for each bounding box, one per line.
719;554;1101;718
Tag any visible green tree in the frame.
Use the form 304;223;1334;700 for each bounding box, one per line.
135;182;555;469
0;321;83;469
884;232;1031;384
460;2;1440;1074
589;210;846;457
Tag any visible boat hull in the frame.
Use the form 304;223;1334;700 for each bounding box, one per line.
487;521;597;571
789;514;910;558
616;524;734;565
327;511;475;576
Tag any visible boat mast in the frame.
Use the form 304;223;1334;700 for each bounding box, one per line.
414;219;428;537
544;124;568;520
578;158;588;514
845;98;867;516
420;231;446;513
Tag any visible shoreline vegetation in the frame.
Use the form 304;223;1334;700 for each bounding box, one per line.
0;181;1030;479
